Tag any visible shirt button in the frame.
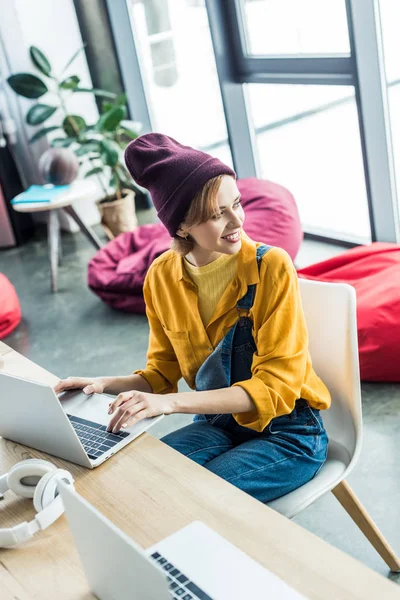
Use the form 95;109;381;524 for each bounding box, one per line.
207;346;212;351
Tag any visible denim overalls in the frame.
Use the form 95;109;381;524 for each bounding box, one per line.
161;245;329;504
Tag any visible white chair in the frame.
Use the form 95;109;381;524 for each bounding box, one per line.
267;278;400;572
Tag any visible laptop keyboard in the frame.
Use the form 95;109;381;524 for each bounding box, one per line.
67;414;129;460
150;552;213;600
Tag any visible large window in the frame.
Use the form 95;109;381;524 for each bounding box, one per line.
109;0;399;244
126;0;232;166
380;0;400;214
241;0;350;56
247;84;370;240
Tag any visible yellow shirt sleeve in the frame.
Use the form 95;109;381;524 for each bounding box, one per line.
133;274;182;394
232;248;309;432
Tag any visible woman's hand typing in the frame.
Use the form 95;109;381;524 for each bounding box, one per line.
54;376;106;396
107;390;174;433
54;373;153;398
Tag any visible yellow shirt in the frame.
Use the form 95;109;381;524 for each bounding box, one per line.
135;234;331;432
184;253;238;327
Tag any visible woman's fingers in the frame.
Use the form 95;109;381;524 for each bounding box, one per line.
107;400;147;433
118;409;148;431
54;377;87;394
107;399;142;432
108;391;138;414
82;381;104;395
54;377;104;396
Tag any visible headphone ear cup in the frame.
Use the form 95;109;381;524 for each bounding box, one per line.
7;460;57;499
33;469;74;512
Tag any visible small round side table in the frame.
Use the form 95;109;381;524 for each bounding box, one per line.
12;180;104;292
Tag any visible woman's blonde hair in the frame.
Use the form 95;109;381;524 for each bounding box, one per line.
171;174;232;256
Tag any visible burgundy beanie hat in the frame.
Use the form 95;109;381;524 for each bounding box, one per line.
124;133;236;236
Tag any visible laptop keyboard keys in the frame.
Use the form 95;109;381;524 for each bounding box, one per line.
67;413;130;459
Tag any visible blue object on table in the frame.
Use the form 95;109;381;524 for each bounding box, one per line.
11;184;71;205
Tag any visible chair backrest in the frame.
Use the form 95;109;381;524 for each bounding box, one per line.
298;278;362;464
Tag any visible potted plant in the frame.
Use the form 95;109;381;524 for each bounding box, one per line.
7;44;145;239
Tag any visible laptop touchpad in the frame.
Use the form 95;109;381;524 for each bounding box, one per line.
59;390;113;427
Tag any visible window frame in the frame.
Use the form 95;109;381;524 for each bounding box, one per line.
107;0;399;243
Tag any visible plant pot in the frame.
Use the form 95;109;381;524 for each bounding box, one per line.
96;189;138;240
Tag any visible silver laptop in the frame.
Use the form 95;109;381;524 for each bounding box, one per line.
59;481;307;600
0;372;163;468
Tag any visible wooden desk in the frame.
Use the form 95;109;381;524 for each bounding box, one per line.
0;343;399;600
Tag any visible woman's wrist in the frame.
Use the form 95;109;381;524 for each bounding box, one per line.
168;387;255;416
102;374;153;395
165;393;180;415
100;376;116;394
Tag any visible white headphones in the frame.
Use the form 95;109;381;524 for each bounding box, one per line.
0;459;74;548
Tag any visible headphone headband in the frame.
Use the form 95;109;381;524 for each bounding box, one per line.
0;460;74;548
0;473;8;497
0;520;40;548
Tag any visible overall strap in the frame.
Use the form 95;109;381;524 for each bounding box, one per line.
203;245;272;386
236;245;272;312
256;244;272;265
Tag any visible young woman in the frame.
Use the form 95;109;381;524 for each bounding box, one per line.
55;133;330;504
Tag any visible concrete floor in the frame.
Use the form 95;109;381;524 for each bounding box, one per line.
1;220;399;586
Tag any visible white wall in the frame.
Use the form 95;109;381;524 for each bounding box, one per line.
14;0;98;128
3;0;102;229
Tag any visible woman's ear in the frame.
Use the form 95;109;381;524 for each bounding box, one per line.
176;227;189;239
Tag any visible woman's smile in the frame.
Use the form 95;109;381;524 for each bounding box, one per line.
221;230;241;243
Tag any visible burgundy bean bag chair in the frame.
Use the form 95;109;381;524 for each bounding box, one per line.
297;242;400;382
88;178;302;313
0;274;21;339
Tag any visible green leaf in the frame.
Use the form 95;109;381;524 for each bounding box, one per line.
29;46;52;77
90;88;118;99
101;101;114;114
26;104;57;126
73;87;117;99
75;141;100;156
115;92;127;106
119;125;138;140
97;106;126;132
63;115;87;138
60;75;80;90
29;125;61;143
51;137;75;148
85;167;104;178
109;173;118;189
61;44;87;74
7;73;48;99
100;139;119;167
80;135;102;144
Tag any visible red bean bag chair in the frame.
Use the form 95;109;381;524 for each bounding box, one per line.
0;274;21;339
238;178;302;261
297;242;400;382
88;178;302;313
